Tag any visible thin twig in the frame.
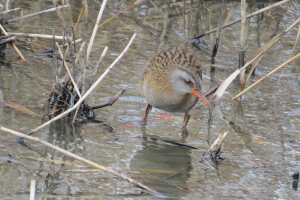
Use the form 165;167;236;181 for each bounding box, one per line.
232;53;300;100
0;127;165;197
7;5;69;23
27;33;136;135
0;7;21;15
204;84;220;97
91;88;126;110
193;0;292;39
86;0;108;62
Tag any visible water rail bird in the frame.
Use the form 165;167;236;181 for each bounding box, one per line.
141;47;212;127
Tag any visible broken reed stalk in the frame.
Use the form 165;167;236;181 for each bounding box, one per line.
0;7;21;15
7;5;69;23
211;0;227;58
29;180;36;200
193;0;292;39
0;127;165;197
203;132;228;157
0;24;26;61
86;0;108;62
27;33;136;135
239;0;247;90
232;53;300;100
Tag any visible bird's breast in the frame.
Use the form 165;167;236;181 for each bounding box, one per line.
142;82;198;113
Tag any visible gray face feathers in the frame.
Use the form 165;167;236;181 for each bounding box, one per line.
170;64;202;95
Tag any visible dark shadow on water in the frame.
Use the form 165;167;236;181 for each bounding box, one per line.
130;125;193;198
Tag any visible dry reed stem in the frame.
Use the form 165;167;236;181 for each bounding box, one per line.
27;33;136;135
232;53;300;100
211;0;227;57
9;32;66;40
51;0;67;31
87;46;108;90
7;5;69;23
0;7;21;15
18;8;23;28
5;0;9;11
86;0;108;62
239;0;247;90
58;45;70;75
29;180;36;200
203;132;228;157
75;42;86;64
79;0;141;39
0;24;26;61
74;3;85;32
56;42;81;98
210;17;300;101
279;24;300;82
0;126;164;197
72;105;80;123
66;0;74;28
59;38;83;49
220;3;236;36
172;0;184;24
55;42;82;99
193;0;292;39
245;17;300;84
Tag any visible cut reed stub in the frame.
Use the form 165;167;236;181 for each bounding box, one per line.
203;131;228;158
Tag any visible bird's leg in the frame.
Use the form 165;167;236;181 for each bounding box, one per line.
182;113;190;127
142;103;152;124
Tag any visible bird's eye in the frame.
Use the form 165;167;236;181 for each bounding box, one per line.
186;80;192;84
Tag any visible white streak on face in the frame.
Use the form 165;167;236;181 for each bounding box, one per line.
171;71;195;95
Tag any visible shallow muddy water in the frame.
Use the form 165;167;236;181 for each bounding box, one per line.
0;0;300;199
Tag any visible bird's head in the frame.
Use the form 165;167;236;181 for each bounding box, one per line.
171;65;212;110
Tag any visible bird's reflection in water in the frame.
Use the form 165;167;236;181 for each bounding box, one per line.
130;126;192;197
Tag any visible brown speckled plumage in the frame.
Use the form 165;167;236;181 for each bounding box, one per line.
141;47;210;127
142;47;202;81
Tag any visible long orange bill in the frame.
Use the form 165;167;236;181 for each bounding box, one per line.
192;89;213;110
